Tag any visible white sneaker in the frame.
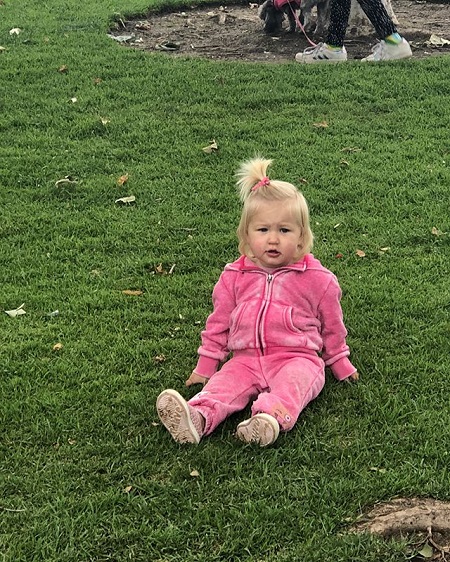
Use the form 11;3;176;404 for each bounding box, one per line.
362;38;412;61
295;43;347;64
235;413;280;447
156;389;204;444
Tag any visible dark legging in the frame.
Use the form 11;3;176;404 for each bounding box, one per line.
326;0;397;47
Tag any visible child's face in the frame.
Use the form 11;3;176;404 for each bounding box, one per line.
246;199;303;269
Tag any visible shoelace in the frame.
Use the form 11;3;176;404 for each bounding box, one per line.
303;42;324;56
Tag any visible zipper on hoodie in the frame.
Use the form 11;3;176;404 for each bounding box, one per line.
257;273;274;355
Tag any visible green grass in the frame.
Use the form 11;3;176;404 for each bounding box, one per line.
1;0;450;560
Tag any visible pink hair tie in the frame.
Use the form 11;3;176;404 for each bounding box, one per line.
251;176;270;192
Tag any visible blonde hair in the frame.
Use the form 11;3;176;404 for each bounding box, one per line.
235;157;313;259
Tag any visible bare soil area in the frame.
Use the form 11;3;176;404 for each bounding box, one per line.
352;497;450;561
110;0;450;62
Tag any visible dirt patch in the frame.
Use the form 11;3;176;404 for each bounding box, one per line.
352;497;450;560
110;0;450;62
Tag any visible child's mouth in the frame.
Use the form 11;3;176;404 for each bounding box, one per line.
267;250;280;256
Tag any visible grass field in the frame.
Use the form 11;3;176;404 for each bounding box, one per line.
1;1;450;560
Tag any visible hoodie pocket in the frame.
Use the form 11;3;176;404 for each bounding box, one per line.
264;304;307;347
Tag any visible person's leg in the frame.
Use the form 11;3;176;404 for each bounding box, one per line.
251;355;325;430
295;0;350;63
157;356;262;443
356;0;396;39
325;0;352;47
188;356;262;436
358;0;412;61
236;354;325;446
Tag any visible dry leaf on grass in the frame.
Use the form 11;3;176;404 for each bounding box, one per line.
431;226;445;236
202;139;218;153
55;176;77;188
190;470;200;477
123;486;133;493
313;120;328;128
122;289;143;296
117;173;129;186
9;28;22;35
52;342;63;351
341;146;362;153
356;249;366;258
154;263;176;275
115;195;135;204
5;304;26;318
58;65;68;73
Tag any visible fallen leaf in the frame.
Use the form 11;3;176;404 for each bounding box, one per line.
122;289;143;296
153;263;176;275
69;97;77;103
100;117;110;125
313;120;328;128
93;77;102;85
9;28;22;35
417;543;434;558
123;485;133;493
379;246;391;253
190;470;200;477
0;46;6;52
5;304;26;318
58;64;68;73
334;223;341;229
425;33;450;47
154;354;166;362
431;226;444;236
340;159;349;166
55;176;77;188
48;310;59;317
52;342;63;351
68;438;76;445
202;139;218;153
115;195;135;204
298;178;308;184
341;146;362;153
369;466;386;473
108;33;135;43
117;173;129;186
335;253;344;259
356;249;366;258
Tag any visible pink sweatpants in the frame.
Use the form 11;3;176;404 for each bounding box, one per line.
189;349;325;435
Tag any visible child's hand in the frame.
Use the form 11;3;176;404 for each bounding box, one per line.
186;372;208;387
344;371;359;383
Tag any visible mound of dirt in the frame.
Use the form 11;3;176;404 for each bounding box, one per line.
352;497;450;561
110;0;450;62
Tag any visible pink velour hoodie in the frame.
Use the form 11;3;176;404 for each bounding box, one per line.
195;254;357;381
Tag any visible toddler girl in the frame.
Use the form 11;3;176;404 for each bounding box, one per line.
156;157;358;446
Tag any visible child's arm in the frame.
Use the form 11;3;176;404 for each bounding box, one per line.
318;276;358;381
188;270;237;383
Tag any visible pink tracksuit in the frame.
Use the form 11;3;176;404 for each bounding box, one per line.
189;254;357;435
